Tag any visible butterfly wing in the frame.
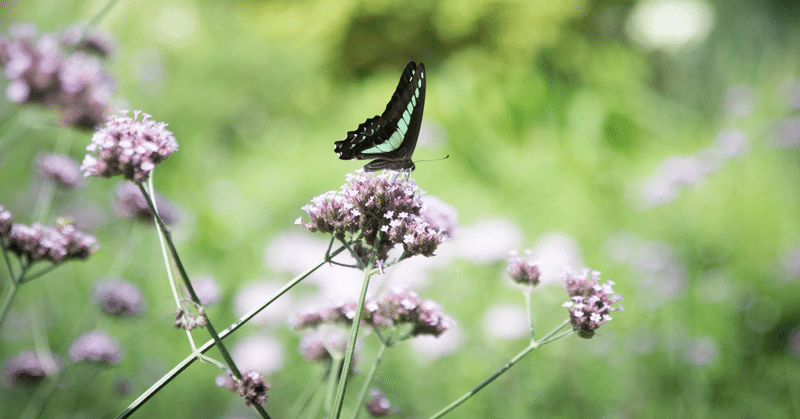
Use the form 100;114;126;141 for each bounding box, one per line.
334;61;426;171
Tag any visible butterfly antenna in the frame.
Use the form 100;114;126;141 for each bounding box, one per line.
414;154;450;165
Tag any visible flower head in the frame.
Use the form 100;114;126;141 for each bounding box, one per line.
82;110;178;183
3;219;97;264
68;330;124;365
562;269;623;338
0;22;115;129
298;170;448;264
506;250;541;287
218;371;270;407
92;278;145;316
35;152;82;189
0;205;13;237
2;351;60;388
365;387;396;417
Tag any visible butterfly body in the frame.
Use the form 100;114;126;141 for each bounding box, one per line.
335;61;426;172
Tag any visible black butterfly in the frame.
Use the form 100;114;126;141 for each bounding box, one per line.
334;61;426;172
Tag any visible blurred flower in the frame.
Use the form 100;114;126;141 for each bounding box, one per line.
722;85;755;118
530;233;583;285
92;278;145;316
683;336;719;366
453;218;522;264
4;219;97;264
297;170;447;264
218;370;270;407
788;325;800;358
292;288;454;340
626;0;714;51
2;351;60;388
192;276;221;305
420;195;458;239
779;244;800;281
365;387;396;417
68;330;124;365
770;116;800;148
298;327;348;363
82;110;178;183
35;152;82;189
779;79;800;110
562;269;623;339
711;128;749;160
112;181;180;225
506;249;541;287
0;22;115;129
232;335;285;375
482;304;528;341
410;323;463;362
264;231;330;275
636;155;717;208
0;205;12;236
60;24;116;57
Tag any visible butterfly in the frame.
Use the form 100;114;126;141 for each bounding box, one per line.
334;61;426;172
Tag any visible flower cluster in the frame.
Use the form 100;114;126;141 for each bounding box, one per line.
35;152;82;189
112;181;181;225
365;387;396;417
0;205;12;236
2;351;60;388
0;22;115;129
219;371;270;407
297;170;449;263
92;278;146;316
68;330;124;365
81;110;178;183
562;269;623;339
2;217;98;264
293;288;455;339
298;328;348;363
60;24;116;57
506;250;541;287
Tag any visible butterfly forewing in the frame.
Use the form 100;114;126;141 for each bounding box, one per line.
334;61;426;171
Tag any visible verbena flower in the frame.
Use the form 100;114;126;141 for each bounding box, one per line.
4;219;97;264
2;351;60;388
218;370;270;407
297;170;447;264
60;24;116;57
68;330;124;365
562;269;623;339
35;152;83;189
292;288;454;340
112;181;180;225
81;110;178;183
298;328;348;362
92;278;145;316
0;205;13;237
0;22;115;129
506;249;541;287
365;387;396;417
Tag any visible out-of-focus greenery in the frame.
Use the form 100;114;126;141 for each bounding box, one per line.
2;0;800;418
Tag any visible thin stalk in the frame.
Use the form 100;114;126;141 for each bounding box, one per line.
287;368;327;419
330;232;381;419
115;246;346;419
351;342;388;419
0;281;18;326
428;321;573;419
324;357;344;417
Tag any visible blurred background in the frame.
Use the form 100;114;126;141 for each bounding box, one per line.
1;0;800;417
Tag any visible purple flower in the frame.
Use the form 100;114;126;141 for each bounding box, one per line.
562;269;623;339
68;330;124;365
298;170;447;264
298;329;348;362
92;278;145;316
2;351;60;388
0;205;12;237
365;387;396;417
3;219;95;264
82;110;178;183
112;181;180;225
192;276;221;305
506;250;541;287
35;152;83;189
218;371;270;407
0;22;115;129
60;24;115;57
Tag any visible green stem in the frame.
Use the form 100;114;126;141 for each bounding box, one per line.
0;280;18;327
330;232;381;419
351;342;388;419
115;246;346;419
428;320;573;419
287;367;327;419
325;357;344;417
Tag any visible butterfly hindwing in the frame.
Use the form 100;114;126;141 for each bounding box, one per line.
334;61;426;171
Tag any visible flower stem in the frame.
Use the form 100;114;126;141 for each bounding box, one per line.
0;280;18;327
115;246;346;419
427;320;573;419
351;342;388;419
330;232;381;419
